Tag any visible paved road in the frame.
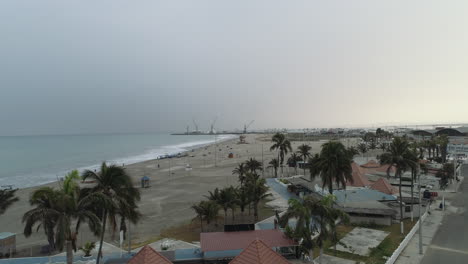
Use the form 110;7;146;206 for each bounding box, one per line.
422;164;468;264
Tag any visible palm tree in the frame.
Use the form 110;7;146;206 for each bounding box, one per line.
270;133;292;177
232;163;247;186
219;186;238;220
81;162;141;264
280;198;314;258
268;158;279;177
244;158;263;174
438;135;449;163
297;144;312;176
346;146;359;159
206;188;221;202
379;137;417;233
287;153;302;175
357;142;368;159
192;200;220;231
23;186;104;264
309;141;353;194
23;187;59;251
311;195;349;263
0;189;18;215
236;186;250;215
245;175;271;221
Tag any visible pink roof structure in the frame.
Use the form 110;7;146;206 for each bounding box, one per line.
201;229;296;252
229;239;291;264
371;178;398;195
127;245;172;264
347;162;371;187
360;160;380;168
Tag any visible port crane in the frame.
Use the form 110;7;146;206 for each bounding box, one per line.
243;120;255;134
192;119;199;133
210;117;218;134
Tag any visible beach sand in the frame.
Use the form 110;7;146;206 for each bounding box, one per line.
2;134;355;252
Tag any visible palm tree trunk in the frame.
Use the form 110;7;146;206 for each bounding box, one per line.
303;155;306;176
96;209;107;264
46;225;56;252
253;202;258;221
66;240;73;264
319;247;324;264
200;216;203;232
398;171;404;234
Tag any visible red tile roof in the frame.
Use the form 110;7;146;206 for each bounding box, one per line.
127;245;172;264
347;163;371;187
371;178;398;195
200;229;296;252
229;239;291;264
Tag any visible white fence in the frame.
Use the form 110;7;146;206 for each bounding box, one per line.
385;206;429;264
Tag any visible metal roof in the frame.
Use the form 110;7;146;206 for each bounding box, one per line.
341;201;397;216
200;229;296;252
0;232;15;239
333;188;396;204
229;239;291;264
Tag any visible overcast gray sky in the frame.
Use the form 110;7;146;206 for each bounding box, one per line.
1;1;468;136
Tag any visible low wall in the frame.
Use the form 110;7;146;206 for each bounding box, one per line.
385;206;429;264
349;215;392;226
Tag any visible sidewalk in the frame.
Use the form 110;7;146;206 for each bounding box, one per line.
394;203;447;264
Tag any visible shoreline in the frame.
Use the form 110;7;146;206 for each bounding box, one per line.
4;134;237;190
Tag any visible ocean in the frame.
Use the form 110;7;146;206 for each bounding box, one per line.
0;133;235;188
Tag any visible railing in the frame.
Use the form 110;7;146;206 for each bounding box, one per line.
385;206;429;264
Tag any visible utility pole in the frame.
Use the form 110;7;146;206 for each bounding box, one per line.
128;223;131;254
214;135;217;167
261;144;264;178
418;165;423;254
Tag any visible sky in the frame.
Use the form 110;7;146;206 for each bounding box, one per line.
1;1;468;136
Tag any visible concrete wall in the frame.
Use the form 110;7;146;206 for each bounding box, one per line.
349;215;392;226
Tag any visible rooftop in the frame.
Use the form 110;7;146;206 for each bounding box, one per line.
229;239;291;264
127;245;172;264
333;188;396;204
200;229;296;252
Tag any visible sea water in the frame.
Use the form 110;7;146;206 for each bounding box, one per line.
0;133;235;188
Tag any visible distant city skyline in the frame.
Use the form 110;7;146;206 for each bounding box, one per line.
1;1;468;136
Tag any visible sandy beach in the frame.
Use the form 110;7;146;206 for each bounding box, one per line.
1;134;347;252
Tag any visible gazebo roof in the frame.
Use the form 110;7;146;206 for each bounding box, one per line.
229;239;291;264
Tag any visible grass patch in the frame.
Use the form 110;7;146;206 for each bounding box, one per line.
323;219;418;264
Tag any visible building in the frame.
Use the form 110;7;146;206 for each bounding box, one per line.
341;201;397;226
200;229;297;262
0;232;15;257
